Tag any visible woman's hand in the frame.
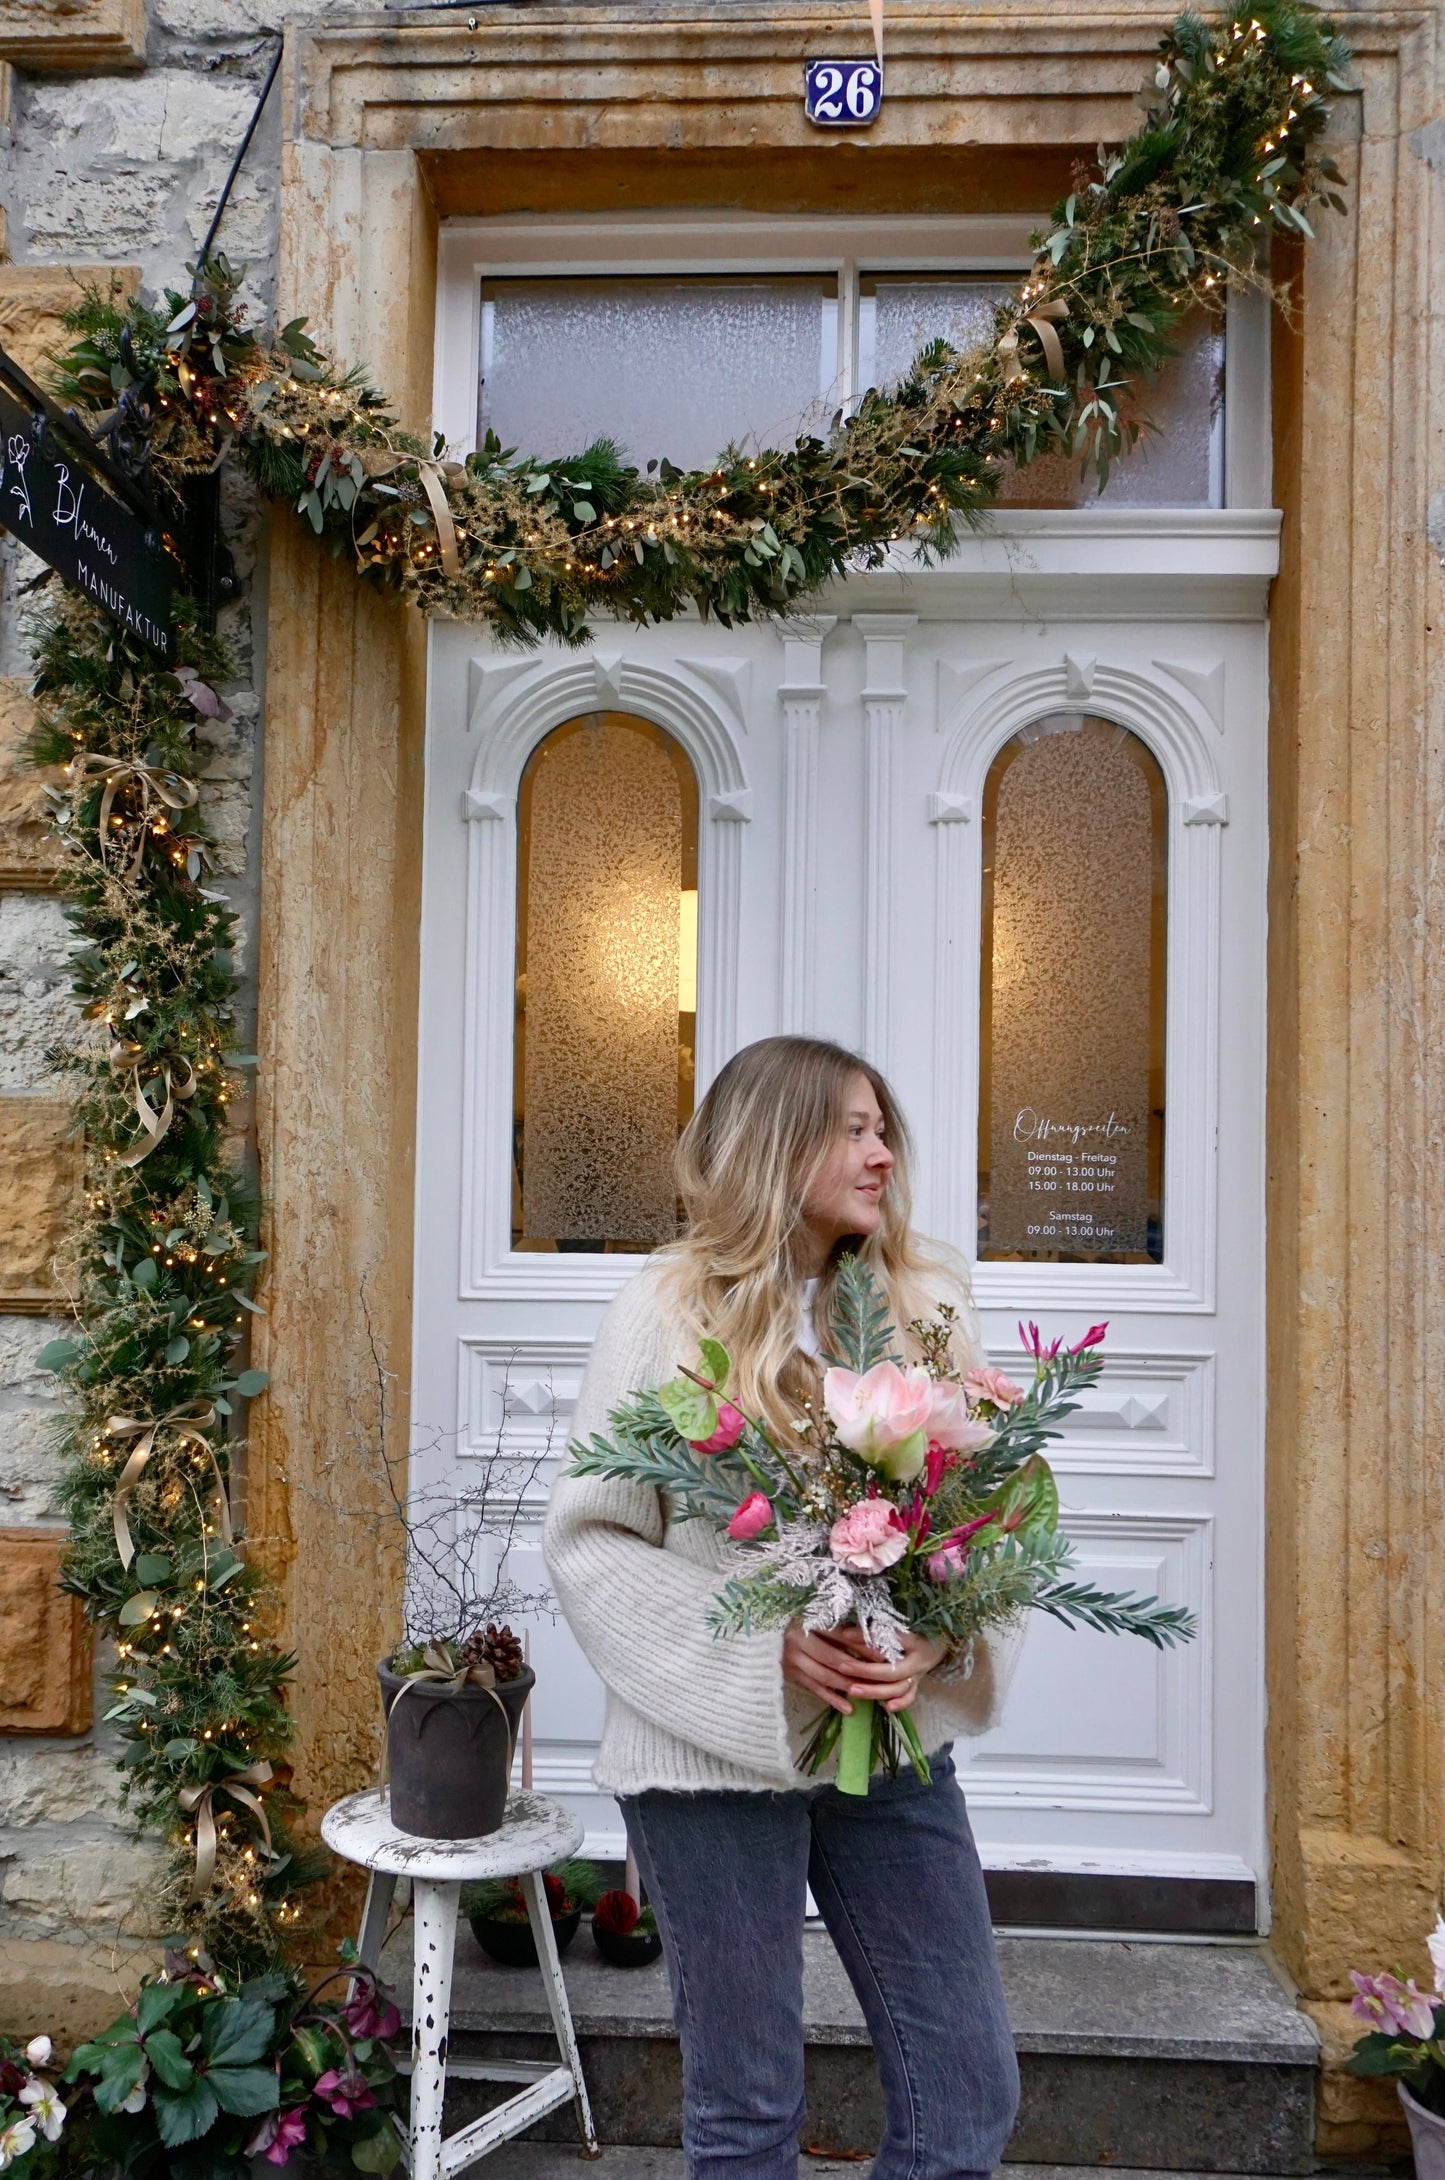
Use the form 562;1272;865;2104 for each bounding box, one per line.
783;1624;947;1714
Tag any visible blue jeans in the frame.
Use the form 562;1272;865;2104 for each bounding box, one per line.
620;1749;1019;2180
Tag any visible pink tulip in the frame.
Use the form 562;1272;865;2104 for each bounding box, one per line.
964;1365;1026;1410
829;1499;909;1573
727;1491;774;1541
690;1402;746;1454
924;1378;998;1454
824;1361;933;1481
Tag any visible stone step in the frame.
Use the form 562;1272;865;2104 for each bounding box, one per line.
422;2155;1325;2180
380;1925;1320;2174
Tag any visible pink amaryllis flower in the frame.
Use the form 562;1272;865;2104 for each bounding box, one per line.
964;1365;1025;1410
313;2069;377;2120
689;1403;746;1454
823;1361;933;1481
249;2108;309;2167
829;1499;909;1573
923;1378;997;1456
727;1491;773;1541
1349;1969;1437;2040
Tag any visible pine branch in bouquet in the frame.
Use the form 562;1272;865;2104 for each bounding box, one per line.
824;1255;900;1373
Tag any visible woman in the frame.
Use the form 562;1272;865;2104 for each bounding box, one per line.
544;1036;1020;2180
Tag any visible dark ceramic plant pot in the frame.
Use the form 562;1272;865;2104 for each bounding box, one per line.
592;1921;663;1968
377;1660;534;1839
468;1906;581;1967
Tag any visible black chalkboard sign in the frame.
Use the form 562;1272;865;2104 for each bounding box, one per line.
0;353;176;661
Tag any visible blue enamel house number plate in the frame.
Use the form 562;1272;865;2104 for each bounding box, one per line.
804;59;883;126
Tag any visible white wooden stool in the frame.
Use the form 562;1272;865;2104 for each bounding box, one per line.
321;1787;600;2178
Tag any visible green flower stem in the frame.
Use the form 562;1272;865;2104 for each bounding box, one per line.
836;1699;876;1796
893;1704;933;1787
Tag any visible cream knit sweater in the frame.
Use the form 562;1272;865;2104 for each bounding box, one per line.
543;1255;1023;1797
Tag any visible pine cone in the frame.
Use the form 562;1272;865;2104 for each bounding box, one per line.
481;1623;524;1682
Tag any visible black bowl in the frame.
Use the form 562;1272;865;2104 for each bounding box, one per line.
468;1907;581;1967
592;1921;663;1968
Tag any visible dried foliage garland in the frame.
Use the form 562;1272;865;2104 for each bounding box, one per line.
27;0;1349;1976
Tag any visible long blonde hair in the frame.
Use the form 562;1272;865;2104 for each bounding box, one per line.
662;1036;976;1440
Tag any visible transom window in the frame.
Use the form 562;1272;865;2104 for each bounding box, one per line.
440;218;1224;508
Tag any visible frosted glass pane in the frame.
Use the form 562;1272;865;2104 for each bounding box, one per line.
479;278;838;470
514;713;698;1252
978;714;1166;1263
862;280;1221;507
860;279;1015;393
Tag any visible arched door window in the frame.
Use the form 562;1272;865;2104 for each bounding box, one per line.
978;712;1167;1263
513;711;699;1252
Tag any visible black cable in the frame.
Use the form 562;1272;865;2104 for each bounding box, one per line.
196;38;284;279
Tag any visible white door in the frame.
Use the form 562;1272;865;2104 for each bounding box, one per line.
412;218;1275;1921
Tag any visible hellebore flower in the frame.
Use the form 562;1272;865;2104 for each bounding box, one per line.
0;2118;37;2171
19;2079;65;2144
829;1499;909;1574
689;1403;746;1454
823;1362;933;1481
963;1365;1026;1410
343;1985;401;2042
314;2069;376;2120
22;2041;51;2071
727;1491;774;1542
249;2107;310;2167
1349;1969;1437;2039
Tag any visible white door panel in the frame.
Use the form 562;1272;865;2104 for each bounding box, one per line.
414;545;1269;1900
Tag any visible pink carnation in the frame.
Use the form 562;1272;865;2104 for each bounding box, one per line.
829;1499;909;1573
727;1491;773;1541
690;1402;746;1454
963;1365;1026;1410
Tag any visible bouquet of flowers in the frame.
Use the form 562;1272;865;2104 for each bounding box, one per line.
569;1258;1195;1794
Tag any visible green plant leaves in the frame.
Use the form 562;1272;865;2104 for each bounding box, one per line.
154;2077;220;2146
144;2028;195;2090
201;1997;274;2068
206;2064;281;2117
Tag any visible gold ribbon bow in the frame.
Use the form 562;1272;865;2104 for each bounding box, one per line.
108;1037;197;1167
107;1401;232;1569
68;755;200;880
998;297;1069;385
418;463;462;580
179;1761;274;1900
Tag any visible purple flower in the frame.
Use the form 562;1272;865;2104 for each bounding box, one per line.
1350;1969;1437;2039
247;2108;309;2166
342;1987;401;2042
314;2068;377;2119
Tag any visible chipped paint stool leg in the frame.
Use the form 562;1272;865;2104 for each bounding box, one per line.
522;1867;599;2157
319;1787;601;2174
410;1878;461;2180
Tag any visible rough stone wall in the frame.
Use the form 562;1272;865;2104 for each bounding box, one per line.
0;0;372;2029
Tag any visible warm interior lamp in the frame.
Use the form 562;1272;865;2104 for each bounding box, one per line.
678;889;698;1014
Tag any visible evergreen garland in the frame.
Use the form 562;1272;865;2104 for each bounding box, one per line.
21;0;1349;1976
